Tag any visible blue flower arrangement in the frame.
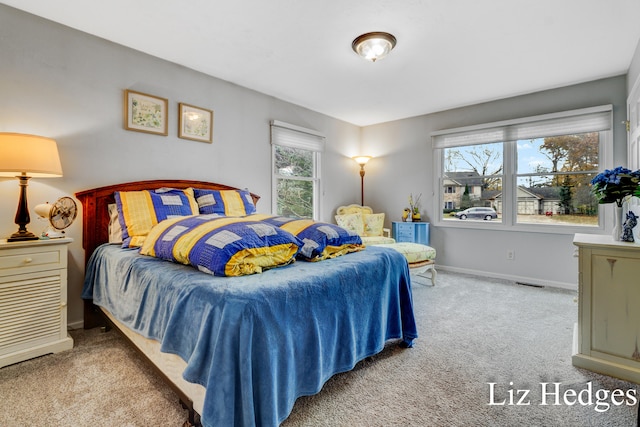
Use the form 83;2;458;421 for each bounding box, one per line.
591;166;640;207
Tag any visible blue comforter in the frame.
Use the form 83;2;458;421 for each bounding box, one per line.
82;244;417;427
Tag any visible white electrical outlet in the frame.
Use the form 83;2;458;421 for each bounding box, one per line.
507;250;515;260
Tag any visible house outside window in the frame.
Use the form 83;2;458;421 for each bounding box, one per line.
432;105;612;231
271;120;324;219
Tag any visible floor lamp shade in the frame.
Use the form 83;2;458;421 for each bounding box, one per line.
0;133;63;241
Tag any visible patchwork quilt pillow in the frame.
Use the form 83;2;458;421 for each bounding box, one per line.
193;188;256;216
139;215;301;276
258;215;364;261
115;188;199;248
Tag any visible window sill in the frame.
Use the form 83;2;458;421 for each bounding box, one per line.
436;219;604;235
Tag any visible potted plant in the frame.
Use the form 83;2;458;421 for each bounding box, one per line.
408;193;422;221
591;167;640;239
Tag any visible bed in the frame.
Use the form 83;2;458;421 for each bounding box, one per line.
76;179;418;427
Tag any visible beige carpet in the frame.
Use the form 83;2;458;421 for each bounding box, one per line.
1;271;638;426
0;327;186;426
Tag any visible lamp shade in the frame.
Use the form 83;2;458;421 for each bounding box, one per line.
353;156;372;166
352;32;397;62
0;133;63;178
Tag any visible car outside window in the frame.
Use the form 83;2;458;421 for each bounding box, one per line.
432;105;611;232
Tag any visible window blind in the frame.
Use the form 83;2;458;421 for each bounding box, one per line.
270;120;325;152
432;105;612;149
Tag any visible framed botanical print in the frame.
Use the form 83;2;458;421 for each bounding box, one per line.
178;103;213;143
124;89;168;136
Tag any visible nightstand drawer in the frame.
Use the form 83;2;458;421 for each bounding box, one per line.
0;246;64;277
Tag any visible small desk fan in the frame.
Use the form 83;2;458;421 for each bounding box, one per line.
34;196;77;238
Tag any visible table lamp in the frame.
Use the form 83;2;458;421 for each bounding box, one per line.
0;133;63;241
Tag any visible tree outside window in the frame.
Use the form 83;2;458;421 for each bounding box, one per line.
274;145;315;218
271;121;323;220
514;132;599;225
443;142;503;218
441;132;600;226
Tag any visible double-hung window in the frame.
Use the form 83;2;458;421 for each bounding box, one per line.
432;105;612;231
271;120;324;219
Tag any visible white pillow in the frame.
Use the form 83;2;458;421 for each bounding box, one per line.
108;203;123;244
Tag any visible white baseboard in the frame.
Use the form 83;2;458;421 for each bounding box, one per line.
435;264;577;291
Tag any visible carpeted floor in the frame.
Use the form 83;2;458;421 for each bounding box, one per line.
1;270;638;426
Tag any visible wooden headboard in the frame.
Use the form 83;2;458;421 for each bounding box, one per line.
75;180;260;265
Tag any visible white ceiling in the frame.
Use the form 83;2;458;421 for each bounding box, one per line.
3;0;640;126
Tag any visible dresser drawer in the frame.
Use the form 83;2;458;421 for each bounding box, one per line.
0;245;65;277
396;225;415;241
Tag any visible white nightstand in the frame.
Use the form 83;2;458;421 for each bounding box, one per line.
0;238;74;368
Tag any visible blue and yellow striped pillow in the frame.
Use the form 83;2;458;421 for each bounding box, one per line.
115;188;199;248
140;215;301;276
257;215;364;261
193;188;256;216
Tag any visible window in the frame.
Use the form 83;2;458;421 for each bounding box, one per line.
271;120;324;219
514;131;599;225
432;105;612;230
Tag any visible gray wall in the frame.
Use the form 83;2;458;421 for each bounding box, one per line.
628;38;640;93
2;4;637;326
362;76;629;288
0;5;361;326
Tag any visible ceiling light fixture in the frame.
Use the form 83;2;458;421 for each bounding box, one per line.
352;32;397;62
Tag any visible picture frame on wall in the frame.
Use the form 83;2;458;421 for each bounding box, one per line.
178;103;213;143
123;89;168;136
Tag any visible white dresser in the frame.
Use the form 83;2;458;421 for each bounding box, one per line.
572;233;640;383
0;238;73;368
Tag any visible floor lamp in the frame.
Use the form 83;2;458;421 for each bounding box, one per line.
0;133;63;241
353;156;371;206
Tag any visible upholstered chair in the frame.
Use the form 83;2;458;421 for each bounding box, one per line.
335;204;437;286
335;204;396;245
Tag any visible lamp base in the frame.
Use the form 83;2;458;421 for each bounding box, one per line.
8;174;39;242
8;230;39;242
